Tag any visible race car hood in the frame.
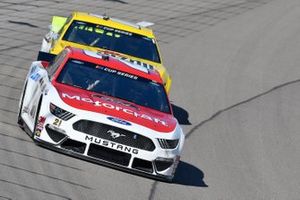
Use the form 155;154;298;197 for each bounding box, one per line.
54;83;177;133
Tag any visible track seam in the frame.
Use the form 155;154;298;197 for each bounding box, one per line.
0;147;83;171
0;178;72;200
0;162;92;189
148;77;300;200
0;195;12;200
186;78;300;138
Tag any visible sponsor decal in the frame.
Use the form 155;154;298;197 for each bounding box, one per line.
39;78;46;92
107;53;154;70
39;78;44;86
30;65;37;74
99;66;138;80
30;105;36;118
62;93;168;126
85;135;139;154
30;73;41;81
107;117;131;126
22;106;29;114
84;49;153;72
94;95;138;109
107;130;125;139
35;116;46;136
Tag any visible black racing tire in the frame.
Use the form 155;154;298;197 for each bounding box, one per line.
32;96;43;139
17;82;27;129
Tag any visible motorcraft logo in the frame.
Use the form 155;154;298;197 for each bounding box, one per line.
62;93;168;126
107;130;125;139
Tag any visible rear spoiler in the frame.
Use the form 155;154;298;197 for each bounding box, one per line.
37;51;56;62
136;21;154;28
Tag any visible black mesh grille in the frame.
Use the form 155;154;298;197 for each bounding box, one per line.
73;120;155;151
132;158;153;173
45;124;66;143
61;139;86;154
154;159;174;171
88;143;131;166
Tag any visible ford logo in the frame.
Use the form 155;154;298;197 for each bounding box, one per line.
107;117;131;126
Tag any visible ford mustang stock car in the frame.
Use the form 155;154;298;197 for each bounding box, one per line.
40;11;172;93
18;47;184;181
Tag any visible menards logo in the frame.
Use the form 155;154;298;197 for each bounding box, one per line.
62;93;168;126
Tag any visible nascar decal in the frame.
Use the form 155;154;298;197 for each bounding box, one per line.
30;64;38;74
61;93;168;126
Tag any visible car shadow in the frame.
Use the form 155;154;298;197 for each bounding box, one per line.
171;104;191;125
173;161;208;187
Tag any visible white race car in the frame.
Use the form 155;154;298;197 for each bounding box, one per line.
18;47;184;181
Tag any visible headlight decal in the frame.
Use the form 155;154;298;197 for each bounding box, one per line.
157;138;179;149
50;103;75;120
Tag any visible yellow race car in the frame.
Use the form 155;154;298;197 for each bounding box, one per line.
40;11;172;93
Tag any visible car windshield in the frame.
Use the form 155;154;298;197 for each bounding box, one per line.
62;20;161;63
56;59;170;113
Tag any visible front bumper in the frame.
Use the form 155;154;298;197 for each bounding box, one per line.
34;117;181;181
34;137;176;182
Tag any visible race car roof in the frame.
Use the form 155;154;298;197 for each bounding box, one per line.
67;47;163;83
72;12;155;38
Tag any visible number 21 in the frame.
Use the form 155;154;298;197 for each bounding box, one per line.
53;118;62;127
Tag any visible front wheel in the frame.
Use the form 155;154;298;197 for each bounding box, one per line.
17;82;27;129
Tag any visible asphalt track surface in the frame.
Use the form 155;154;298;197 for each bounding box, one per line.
0;0;300;199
